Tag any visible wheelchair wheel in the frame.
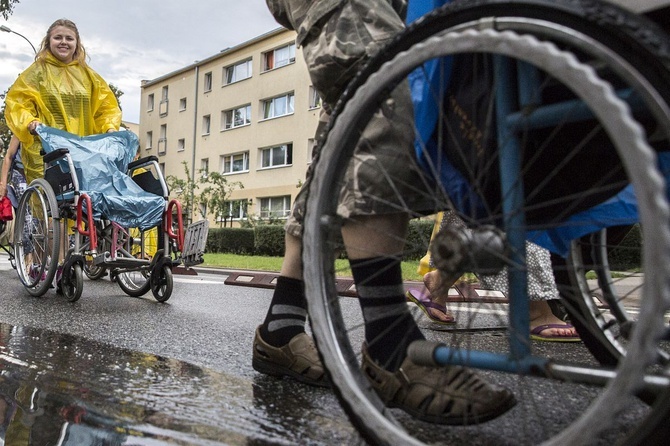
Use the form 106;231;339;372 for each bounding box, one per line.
116;269;151;297
60;263;83;303
302;21;670;446
406;0;670;376
84;263;107;281
150;263;173;303
13;178;60;297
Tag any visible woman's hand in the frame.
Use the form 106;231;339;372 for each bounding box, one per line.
28;120;40;134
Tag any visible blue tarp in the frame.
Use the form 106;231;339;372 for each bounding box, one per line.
36;125;165;230
406;0;666;257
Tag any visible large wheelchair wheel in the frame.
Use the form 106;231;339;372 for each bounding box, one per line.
302;14;670;446
116;269;151;297
13;178;61;297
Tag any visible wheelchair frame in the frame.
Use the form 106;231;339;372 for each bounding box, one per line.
13;144;208;303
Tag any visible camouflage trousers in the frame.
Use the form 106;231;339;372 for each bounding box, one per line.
285;0;427;236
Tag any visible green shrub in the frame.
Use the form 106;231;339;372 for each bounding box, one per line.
206;228;255;254
204;219;436;258
608;224;642;271
254;225;286;256
405;219;435;261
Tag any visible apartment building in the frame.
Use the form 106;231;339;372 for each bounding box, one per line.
139;28;320;227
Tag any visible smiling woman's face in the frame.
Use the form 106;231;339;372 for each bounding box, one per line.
49;25;77;63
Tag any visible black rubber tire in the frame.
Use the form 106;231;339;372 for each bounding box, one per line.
150;264;173;303
61;263;84;303
13;178;61;297
302;2;670;444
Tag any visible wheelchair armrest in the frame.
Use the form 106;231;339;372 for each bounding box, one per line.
43;148;70;164
128;155;159;171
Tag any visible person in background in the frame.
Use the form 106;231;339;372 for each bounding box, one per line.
4;18;121;186
252;0;517;425
407;211;580;342
4;18;122;286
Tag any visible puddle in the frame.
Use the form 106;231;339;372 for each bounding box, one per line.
0;323;354;445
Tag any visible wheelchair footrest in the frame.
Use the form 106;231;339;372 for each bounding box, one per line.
98;252;150;269
182;220;209;267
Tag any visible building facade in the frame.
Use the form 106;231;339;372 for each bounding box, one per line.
139;28;320;227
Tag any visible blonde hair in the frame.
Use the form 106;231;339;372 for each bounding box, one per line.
36;18;88;66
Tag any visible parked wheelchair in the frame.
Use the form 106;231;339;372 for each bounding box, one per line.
12;125;208;303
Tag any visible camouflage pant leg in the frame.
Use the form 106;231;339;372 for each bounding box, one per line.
285;0;426;237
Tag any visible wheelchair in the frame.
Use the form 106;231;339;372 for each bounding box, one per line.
12;127;209;303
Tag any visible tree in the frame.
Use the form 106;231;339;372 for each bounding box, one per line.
109;83;124;111
197;171;244;227
0;0;20;19
166;161;198;225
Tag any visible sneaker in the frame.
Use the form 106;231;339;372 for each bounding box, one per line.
361;344;516;425
252;326;329;388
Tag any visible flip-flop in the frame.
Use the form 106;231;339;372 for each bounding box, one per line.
530;323;581;342
405;289;456;325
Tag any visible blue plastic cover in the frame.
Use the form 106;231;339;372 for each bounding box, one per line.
36;125;165;230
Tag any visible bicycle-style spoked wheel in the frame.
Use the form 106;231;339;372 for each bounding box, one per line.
410;0;670;390
302;24;670;446
13;178;61;297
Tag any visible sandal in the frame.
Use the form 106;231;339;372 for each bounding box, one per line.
361;344;516;424
252;326;329;387
530;323;581;342
406;289;455;324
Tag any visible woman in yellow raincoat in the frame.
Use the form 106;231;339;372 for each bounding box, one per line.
4;18;122;185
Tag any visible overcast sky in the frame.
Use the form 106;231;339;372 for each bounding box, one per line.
0;0;280;124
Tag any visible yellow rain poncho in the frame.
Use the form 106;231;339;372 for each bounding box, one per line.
4;52;122;183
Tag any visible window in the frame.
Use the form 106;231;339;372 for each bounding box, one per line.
159;162;165;177
222;104;251;130
200;158;209;178
221;152;250;174
308;86;321;109
307;138;316;163
263;42;296;71
145;131;153;150
261;143;293;168
223;199;248;220
260;196;291;219
202;115;211;135
204;71;213;92
262;92;294;119
158;124;167;155
177;138;185;152
179;97;187;111
147;94;154;111
224;59;252;85
160;86;169;116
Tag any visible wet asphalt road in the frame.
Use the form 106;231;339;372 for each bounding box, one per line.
0;254;360;444
0;253;654;445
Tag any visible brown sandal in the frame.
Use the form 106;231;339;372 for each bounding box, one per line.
361;344;516;424
252;326;329;388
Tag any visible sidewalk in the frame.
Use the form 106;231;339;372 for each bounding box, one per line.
198;265;643;308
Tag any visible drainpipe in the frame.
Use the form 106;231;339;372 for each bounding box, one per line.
190;63;200;225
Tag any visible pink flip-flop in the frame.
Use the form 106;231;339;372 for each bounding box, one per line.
530;323;581;342
406;289;456;325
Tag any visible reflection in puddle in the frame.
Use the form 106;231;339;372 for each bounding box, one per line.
0;323;355;445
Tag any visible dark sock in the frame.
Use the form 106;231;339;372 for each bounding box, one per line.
260;276;307;347
351;257;424;372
